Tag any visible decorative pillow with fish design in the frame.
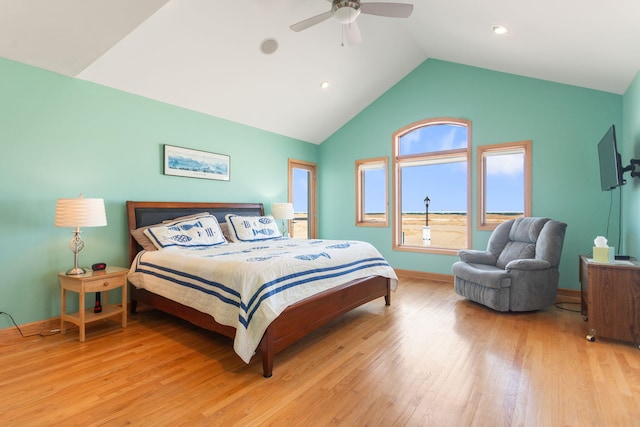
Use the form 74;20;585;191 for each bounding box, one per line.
144;214;226;249
225;214;282;242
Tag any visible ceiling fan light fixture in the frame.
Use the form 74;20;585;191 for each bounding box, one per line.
332;1;361;24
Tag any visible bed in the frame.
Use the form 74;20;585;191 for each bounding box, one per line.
126;201;397;377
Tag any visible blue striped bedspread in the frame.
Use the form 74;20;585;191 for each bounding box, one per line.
128;238;398;363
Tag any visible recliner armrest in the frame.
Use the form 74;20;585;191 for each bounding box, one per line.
505;259;551;271
458;250;497;265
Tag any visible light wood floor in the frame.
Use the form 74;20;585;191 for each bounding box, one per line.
1;276;639;426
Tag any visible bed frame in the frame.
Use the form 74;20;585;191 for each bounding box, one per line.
126;201;391;377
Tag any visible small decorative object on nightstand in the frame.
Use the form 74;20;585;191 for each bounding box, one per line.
58;266;128;342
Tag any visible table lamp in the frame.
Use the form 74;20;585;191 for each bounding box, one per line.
271;202;294;238
55;194;107;275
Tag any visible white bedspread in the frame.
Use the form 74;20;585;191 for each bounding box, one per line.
128;238;397;363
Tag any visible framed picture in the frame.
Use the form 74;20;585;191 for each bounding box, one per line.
163;145;230;181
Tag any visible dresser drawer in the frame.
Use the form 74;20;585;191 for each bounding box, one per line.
84;275;126;292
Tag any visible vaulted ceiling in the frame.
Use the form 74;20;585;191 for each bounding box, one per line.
2;0;639;144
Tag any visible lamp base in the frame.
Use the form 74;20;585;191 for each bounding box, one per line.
280;219;288;238
66;267;87;276
66;232;87;275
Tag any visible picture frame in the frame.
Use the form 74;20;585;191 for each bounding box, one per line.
163;144;230;181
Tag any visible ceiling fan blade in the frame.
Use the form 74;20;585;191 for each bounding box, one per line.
360;2;414;18
290;10;333;32
345;21;362;46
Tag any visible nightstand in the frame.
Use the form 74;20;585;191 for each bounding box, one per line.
58;266;128;342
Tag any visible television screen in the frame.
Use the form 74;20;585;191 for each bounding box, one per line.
598;125;625;191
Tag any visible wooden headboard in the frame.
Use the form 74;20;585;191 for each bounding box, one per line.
126;201;265;265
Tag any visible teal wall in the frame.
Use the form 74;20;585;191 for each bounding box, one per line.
318;59;623;291
1;56;634;328
0;58;318;327
622;70;640;257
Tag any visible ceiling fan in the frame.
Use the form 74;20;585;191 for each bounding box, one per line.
290;0;414;46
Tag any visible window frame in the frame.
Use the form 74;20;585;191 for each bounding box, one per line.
392;117;472;255
477;140;532;230
288;159;317;239
356;157;389;227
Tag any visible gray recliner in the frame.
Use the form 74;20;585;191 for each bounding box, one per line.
451;217;567;312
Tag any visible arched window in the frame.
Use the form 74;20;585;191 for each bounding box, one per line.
392;118;471;254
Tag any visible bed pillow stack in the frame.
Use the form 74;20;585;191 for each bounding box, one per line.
225;214;282;242
131;212;211;251
143;214;226;249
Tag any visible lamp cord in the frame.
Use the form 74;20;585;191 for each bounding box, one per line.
554;302;581;313
0;311;60;339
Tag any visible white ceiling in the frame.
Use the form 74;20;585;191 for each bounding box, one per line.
2;0;639;144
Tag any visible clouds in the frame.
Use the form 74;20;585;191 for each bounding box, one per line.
439;126;466;151
485;153;523;176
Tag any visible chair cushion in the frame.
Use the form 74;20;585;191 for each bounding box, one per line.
509;217;549;244
496;242;535;269
451;261;511;289
486;220;514;258
457;249;496;265
495;217;549;269
536;220;568;267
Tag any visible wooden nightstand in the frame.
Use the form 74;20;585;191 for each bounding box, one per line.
579;255;640;347
58;266;128;342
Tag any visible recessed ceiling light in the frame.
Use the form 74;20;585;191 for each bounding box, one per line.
492;25;509;35
320;81;330;89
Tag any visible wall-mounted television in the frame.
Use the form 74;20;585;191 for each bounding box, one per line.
597;124;625;191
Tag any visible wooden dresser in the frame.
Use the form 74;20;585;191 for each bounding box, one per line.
579;255;640;347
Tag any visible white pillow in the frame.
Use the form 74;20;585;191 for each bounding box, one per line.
144;215;226;249
225;214;282;242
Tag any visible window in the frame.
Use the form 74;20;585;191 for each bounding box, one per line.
356;157;388;227
288;159;317;239
393;118;471;254
478;141;531;230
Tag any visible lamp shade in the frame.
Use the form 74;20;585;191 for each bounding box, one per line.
55;195;107;228
271;203;294;220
